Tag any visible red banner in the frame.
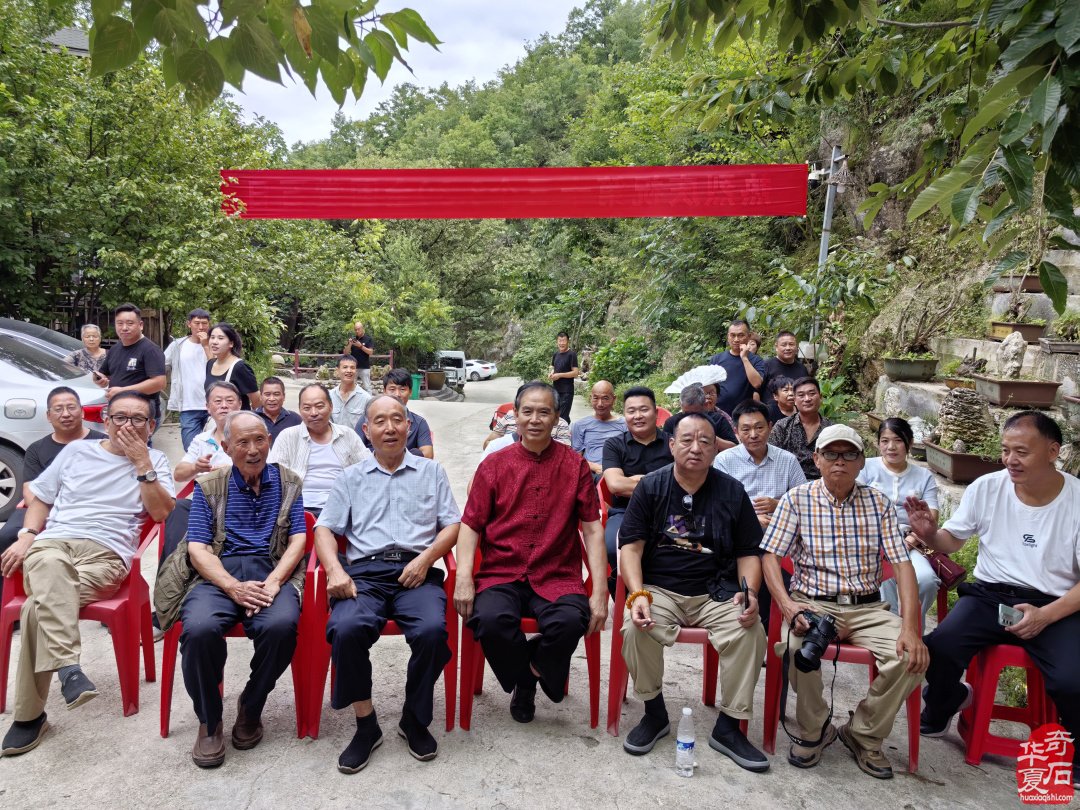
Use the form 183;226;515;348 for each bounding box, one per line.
219;165;807;220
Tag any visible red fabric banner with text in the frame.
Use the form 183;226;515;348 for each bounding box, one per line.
220;165;808;220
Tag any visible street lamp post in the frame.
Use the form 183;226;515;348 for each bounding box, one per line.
809;144;850;359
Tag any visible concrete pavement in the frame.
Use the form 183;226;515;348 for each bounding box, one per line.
0;377;1031;808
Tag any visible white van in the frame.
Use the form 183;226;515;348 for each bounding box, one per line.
435;350;467;386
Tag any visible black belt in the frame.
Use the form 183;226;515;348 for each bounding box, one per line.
974;580;1052;601
799;591;881;606
352;550;420;564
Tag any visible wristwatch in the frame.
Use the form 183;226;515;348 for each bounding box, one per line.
137;469;158;483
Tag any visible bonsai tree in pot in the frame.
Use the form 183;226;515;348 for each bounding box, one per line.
1041;309;1080;354
881;285;966;382
972;331;1062;408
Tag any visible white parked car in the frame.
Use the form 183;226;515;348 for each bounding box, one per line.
0;334;106;519
465;359;498;381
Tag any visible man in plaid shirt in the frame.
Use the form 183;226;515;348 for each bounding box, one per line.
760;424;928;780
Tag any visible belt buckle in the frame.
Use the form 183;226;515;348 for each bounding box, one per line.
383;549;402;562
836;594;854;606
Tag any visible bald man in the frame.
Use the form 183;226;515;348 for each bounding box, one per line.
570;380;626;478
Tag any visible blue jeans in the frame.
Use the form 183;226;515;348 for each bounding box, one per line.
179;409;209;450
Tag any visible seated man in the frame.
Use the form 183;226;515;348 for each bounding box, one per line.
354;368;433;459
316;395;461;773
761;424;927;780
483;405;571;449
909;411;1080;772
0;387;105;598
0;392;174;756
662;383;737;449
269;383;369;516
174;382;242;483
768;376;833;481
601;386;673;594
255;376;301;442
455;382;607;723
570;380;625;478
157;411;307;768
330;354;371;429
619;412;769;771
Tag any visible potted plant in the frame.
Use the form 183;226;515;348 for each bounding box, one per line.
971;330;1062;408
1038;309;1080;355
924;388;1005;483
989;267;1049;343
880;287;966;381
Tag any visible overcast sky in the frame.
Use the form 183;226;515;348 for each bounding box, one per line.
231;1;585;146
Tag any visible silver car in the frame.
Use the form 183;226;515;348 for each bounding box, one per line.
0;335;106;519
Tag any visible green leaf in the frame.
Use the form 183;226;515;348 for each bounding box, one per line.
131;0;167;46
175;47;224;108
999;28;1057;71
978;64;1044;110
154;8;198;48
386;8;441;45
1028;75;1062;125
91;0;124;17
363;30;396;81
1039;260;1068;315
305;4;342;65
1000;146;1035;210
160;46;178;87
90;15;142;77
229;19;283;84
908;132;997;221
221;0;264;25
951;181;982;226
1054;7;1080;52
1042;104;1068;151
207;36;245;89
959;91;1018;147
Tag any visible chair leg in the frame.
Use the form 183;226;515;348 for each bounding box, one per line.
585;631;601;729
459;629;477;731
159;625;181;738
964;657;1001;766
107;616;140;717
606;628;627;736
473;648;485;696
444;615;458;732
140;597;156;683
762;648;783;755
703;644;719;707
905;684;920;773
0;611;16;714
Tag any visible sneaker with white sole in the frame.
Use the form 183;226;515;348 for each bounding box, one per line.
920;682;973;737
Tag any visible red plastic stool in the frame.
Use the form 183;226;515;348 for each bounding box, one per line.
958;645;1058;766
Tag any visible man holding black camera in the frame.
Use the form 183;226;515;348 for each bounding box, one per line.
760;424;928;780
619;412;768;772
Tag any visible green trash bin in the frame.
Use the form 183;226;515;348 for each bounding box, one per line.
411;372;423;400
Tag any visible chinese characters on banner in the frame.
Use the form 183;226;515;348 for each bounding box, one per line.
1017;724;1074;805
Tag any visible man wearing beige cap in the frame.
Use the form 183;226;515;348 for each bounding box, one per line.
759;423;928;780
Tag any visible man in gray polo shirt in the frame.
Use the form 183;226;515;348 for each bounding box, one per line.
314;395;461;774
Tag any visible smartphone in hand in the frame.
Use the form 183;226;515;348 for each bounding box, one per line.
998;603;1023;627
741;576;751;610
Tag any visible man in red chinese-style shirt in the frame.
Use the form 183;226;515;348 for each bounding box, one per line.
455;381;608;723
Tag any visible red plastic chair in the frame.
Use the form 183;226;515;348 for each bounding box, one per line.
607;564;731;737
0;518;161;717
158;511;317;738
299;535;458;738
597;478;612;528
957;644;1058;766
656;407;672;427
459;544;602;730
761;558;921;772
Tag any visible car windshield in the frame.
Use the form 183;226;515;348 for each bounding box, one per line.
0;334;86;381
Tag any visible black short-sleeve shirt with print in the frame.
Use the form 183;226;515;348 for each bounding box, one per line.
100;337;166;418
552;349;578;394
349;334;374;369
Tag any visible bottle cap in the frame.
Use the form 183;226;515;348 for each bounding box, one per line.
682;707;692;715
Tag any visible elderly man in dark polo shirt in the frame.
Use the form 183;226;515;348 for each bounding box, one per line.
455;381;607;724
601;386;673;596
254;376;301;442
315;395;461;773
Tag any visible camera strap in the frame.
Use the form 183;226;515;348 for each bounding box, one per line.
778;618;841;749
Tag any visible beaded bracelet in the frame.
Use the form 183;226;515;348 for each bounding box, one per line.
625;589;653;611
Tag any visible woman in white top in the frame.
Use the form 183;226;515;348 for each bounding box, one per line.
174;382;243;483
857;417;941;620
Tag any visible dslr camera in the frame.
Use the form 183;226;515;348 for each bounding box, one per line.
793;610;839;673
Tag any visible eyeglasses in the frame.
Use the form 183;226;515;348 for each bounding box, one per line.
108;414;150;427
49;405;81;415
820;450;861;461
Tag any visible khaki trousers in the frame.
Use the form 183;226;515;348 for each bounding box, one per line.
14;538;127;721
777;594;923;750
621;584;766;720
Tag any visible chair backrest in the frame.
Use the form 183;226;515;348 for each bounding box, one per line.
489;402;513;430
656;406;672;427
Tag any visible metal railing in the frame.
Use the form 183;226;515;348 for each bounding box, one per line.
274;349;394;375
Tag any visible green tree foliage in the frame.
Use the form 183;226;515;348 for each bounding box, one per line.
648;0;1080;312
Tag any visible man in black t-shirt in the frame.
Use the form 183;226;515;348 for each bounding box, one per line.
548;331;579;423
344;321;375;392
761;331;809;404
618;412;768;772
95;303;167;425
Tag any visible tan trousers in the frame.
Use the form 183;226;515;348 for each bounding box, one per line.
777;594;923;750
621;584;766;720
14;539;127;721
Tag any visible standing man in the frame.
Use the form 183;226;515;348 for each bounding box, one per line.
571;380;626;478
164;308;213;450
0;393;174;756
255;377;302;442
345;321;375;393
762;331;809;405
95;303;168;435
354;369;433;459
769;377;834;481
708;320;766;416
619;413;768;771
455;382;607;724
549;331;579;424
330;355;372;429
315;395;461;773
908;412;1080;766
268;384;369;516
761;425;927;780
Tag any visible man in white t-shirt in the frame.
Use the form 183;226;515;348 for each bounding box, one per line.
0;392;175;756
164;308;213;450
907;411;1080;767
268;384;368;516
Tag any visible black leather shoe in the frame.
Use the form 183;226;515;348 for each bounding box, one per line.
510;682;537;723
708;714;769;772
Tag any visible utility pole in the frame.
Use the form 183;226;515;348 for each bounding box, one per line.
811;144;847;360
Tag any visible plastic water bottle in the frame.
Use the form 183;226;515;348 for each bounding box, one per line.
675;706;695;777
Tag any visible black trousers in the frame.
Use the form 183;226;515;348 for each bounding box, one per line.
556;390;573;424
326;559;449;727
159;499;191;572
180;555;300;730
924;581;1080;757
468;580;589;698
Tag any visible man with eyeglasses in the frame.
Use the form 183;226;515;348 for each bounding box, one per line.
760;424;927;780
570;380;626;479
1;392;174;757
619;412;768;771
768;376;833;480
